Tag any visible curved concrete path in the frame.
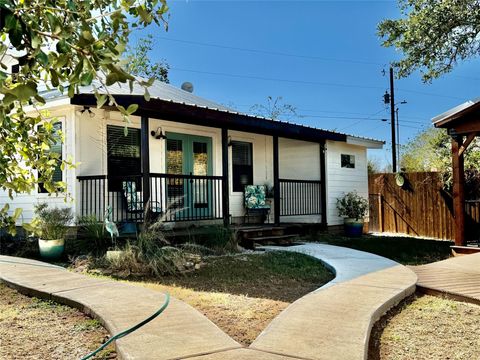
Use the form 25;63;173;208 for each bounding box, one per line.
0;244;417;360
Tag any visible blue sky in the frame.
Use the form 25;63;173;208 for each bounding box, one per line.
130;1;479;167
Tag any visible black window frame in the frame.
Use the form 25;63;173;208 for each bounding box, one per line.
341;154;355;169
107;125;142;192
231;140;253;192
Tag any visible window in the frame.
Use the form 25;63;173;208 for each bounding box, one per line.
38;122;62;193
341;154;355;168
231;141;253;192
107;125;141;191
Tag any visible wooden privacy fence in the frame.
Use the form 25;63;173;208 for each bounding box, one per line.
369;172;480;242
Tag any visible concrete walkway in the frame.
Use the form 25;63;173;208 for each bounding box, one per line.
412;252;480;305
0;244;417;360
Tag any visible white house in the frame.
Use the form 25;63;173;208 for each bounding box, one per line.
2;80;383;229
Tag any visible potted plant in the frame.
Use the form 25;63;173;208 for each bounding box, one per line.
336;191;368;237
33;203;73;260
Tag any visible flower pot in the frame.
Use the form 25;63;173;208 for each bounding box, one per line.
343;218;364;237
38;239;65;260
106;250;125;262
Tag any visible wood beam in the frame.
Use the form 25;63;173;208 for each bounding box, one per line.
141;116;151;211
221;128;230;227
273;135;280;225
459;132;477;156
452;136;465;246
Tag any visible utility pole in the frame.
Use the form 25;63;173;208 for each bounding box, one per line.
389;67;396;173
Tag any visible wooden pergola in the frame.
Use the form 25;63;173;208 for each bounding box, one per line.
433;98;480;246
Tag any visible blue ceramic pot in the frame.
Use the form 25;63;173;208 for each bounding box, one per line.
38;239;65;260
344;218;364;237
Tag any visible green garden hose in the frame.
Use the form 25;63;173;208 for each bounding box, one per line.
81;293;170;360
0;259;171;359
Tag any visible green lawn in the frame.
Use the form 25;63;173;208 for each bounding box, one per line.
312;233;453;265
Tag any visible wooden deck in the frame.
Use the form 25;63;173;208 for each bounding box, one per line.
411;253;480;305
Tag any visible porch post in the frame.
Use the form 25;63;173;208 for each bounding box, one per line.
221;128;230;226
452;135;465;246
141;116;151;210
320;141;327;228
273;135;280;225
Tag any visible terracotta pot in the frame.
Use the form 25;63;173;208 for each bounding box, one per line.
38;239;65;260
343;218;364;237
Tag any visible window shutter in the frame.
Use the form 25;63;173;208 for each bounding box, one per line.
232;141;252;166
231;141;253;192
107;126;141;191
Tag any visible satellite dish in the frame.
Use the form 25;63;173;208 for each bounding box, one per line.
181;82;194;93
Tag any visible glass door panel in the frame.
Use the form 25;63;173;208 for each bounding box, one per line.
165;133;212;219
166;138;185;212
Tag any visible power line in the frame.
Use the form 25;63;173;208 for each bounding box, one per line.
233;103;430;122
171;67;385;90
171;67;464;100
155;36;384;66
296;114;424;124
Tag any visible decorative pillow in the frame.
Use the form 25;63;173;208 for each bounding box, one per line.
122;181;143;211
244;185;269;209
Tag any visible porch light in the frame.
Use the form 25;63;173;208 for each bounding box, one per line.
151;127;166;140
80;106;95;118
228;136;232;146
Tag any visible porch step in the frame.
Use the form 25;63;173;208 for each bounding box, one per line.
239;227;286;239
243;234;299;249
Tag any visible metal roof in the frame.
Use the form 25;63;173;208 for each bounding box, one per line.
42;79;384;146
432;97;480;127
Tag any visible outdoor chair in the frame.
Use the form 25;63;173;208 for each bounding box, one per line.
244;185;271;224
121;181;162;221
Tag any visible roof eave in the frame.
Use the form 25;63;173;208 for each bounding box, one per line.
346;136;384;149
72;93;348;143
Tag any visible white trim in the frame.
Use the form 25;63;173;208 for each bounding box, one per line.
346;136;383;149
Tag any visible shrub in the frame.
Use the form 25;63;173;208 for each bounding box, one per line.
33;203;73;240
336;191;368;220
77;215;109;254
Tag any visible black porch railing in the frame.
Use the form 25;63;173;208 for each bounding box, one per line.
77;173;223;223
279;179;322;216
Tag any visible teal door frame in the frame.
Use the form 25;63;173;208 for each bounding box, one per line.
165;132;213;219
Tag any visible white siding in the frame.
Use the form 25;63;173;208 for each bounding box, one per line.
278;138;322;223
325;140;368;226
0;104;78;223
228;131;273;218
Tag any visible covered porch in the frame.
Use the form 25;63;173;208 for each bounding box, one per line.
73;90;337;226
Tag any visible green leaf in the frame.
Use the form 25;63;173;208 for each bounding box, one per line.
50;69;59;87
56;40;69;54
36;51;49;66
105;72;119;86
12;207;22;221
126;104;138;114
144;88;150;101
95;94;108;108
80;71;94;86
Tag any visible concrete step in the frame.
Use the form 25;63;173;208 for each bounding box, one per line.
239;227;286;239
242;234;299;249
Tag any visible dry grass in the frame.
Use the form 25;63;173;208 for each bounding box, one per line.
0;283;115;360
93;251;334;345
369;294;480;360
134;282;288;345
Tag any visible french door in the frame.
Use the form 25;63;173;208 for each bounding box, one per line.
165;132;213;219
